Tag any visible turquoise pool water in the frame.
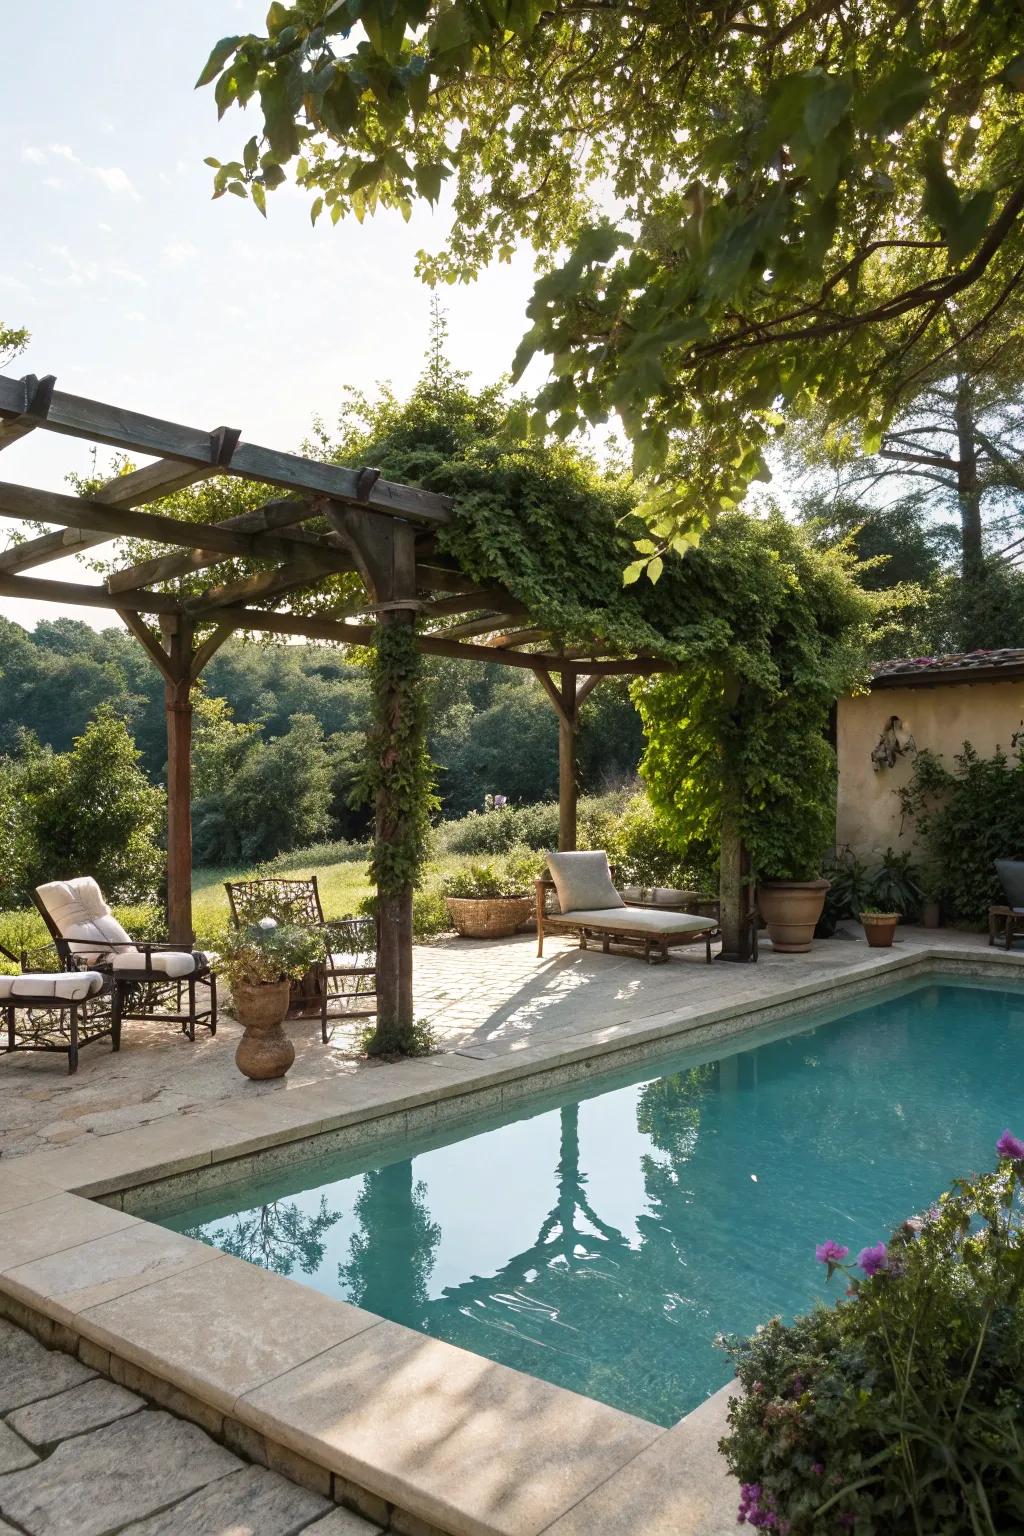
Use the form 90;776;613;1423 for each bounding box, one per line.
158;979;1024;1426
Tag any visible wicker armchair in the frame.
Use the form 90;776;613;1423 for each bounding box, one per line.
224;875;377;1043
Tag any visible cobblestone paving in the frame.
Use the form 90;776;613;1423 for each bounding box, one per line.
0;924;997;1161
0;1317;377;1536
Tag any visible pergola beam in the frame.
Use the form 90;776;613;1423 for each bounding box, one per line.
0;372;452;524
0;481;354;574
0;570;181;614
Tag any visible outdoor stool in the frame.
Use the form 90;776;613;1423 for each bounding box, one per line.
0;962;114;1073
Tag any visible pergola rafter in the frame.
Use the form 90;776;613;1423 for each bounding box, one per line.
0;371;753;1034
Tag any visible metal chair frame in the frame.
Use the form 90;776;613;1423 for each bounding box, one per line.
0;941;117;1073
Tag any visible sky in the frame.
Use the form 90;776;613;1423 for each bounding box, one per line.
0;1;549;631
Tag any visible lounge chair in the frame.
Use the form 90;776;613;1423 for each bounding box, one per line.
0;940;114;1073
224;875;376;1043
535;851;720;964
33;878;217;1041
989;859;1024;950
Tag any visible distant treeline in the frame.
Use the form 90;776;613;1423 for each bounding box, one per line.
0;617;643;868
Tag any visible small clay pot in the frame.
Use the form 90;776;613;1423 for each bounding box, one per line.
861;913;900;949
232;979;295;1080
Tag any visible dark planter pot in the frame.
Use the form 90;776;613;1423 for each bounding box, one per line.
757;879;831;953
232;978;295;1080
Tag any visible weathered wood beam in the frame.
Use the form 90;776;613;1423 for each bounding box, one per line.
0;528;97;575
534;668;573;730
418;587;519;619
188;625;234;681
0;570;180;614
486;628;549;648
0;374;55;452
0;373;451;524
92;457;225;508
184;561;327;616
106;498;336;592
435;610;530;641
575;673;606;706
0;481;353;573
558;670;578;851
414;565;484;593
116;610;181;686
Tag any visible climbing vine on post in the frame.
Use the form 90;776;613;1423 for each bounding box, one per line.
356;616;438;1056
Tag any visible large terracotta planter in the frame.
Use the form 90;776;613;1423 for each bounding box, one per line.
445;895;532;938
232;979;295;1080
757;879;831;953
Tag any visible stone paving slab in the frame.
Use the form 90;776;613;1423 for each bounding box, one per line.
121;1463;331;1535
7;1379;143;1448
0;1319;379;1536
0;1420;37;1474
0;1319;96;1413
0;1410;239;1536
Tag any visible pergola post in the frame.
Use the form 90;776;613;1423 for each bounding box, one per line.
558;669;579;852
161;616;195;946
326;501;420;1045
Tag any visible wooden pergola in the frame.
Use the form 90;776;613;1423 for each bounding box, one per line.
0;371;753;1030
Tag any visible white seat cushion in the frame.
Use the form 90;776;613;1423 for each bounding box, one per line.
36;878;132;962
0;971;105;1003
109;949;215;979
546;851;624;914
558;907;717;935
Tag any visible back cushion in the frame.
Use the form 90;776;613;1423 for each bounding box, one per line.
36;878;133;956
546;851;624;914
995;859;1024;909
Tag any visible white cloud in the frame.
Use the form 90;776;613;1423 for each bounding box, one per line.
91;165;140;199
48;143;80;163
162;239;198;266
43;176;64;191
21;146;46;164
97;222;112;233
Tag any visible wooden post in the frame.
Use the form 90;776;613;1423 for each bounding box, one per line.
324;502;420;1049
558;669;579;852
719;807;752;962
161;616;194;946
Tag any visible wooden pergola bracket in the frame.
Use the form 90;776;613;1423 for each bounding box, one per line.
0;373;56;452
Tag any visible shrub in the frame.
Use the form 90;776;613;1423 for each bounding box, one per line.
219;922;326;990
264;839;371;872
608;793;716;889
720;1132;1024;1535
896;742;1024;923
442;846;542;899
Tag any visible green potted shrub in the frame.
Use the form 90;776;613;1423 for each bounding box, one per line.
858;906;900;947
720;1131;1024;1534
221;922;326;1079
752;792;836;953
442;849;539;938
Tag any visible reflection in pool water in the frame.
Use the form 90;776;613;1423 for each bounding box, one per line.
158;980;1024;1425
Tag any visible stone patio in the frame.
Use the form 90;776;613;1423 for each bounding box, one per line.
0;1314;377;1536
0;923;1007;1162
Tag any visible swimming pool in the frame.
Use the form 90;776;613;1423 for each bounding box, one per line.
156;978;1024;1426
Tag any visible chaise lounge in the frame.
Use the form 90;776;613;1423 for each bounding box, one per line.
536;851;720;964
34;878;217;1040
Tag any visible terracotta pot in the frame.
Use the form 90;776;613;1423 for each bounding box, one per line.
862;912;900;948
757;879;831;953
232;979;295;1080
445;895;532;938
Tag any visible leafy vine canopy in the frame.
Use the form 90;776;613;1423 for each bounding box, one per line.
198;0;1024;557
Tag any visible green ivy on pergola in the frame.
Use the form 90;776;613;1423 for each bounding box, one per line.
0;370;759;1045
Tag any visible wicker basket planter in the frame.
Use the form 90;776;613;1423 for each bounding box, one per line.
861;912;900;948
445;895;532;939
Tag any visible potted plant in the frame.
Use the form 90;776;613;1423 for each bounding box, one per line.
221;922;326;1080
443;853;536;939
859;907;900;947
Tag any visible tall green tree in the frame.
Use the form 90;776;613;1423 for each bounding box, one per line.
199;1;1024;556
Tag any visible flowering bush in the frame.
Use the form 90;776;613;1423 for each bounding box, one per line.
720;1133;1024;1534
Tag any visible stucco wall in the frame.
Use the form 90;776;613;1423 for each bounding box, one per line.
836;679;1024;859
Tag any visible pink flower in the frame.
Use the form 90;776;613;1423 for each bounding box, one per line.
815;1240;849;1265
996;1129;1024;1161
857;1242;888;1277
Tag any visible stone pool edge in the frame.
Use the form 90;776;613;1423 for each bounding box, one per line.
1;944;1021;1536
